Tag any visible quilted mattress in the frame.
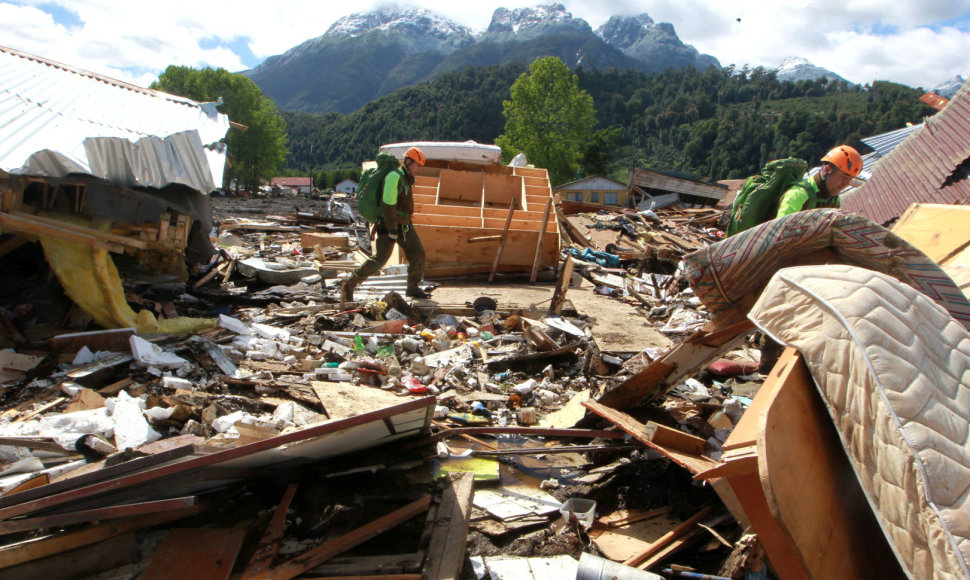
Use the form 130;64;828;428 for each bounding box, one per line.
748;264;970;580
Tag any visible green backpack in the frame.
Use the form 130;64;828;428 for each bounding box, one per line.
356;152;401;223
725;157;808;237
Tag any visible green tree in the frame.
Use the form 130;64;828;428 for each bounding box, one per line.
152;66;288;193
495;57;596;185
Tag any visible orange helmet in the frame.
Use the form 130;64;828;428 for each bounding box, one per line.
404;147;426;166
821;145;863;177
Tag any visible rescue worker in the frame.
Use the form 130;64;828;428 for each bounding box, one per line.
342;146;430;301
775;144;863;218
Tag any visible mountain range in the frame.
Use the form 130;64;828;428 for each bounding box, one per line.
243;4;720;115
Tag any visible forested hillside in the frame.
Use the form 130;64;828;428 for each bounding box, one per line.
285;62;934;185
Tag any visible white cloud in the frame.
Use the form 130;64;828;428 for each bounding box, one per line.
0;0;967;89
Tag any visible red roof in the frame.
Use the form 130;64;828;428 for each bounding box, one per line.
842;79;970;225
271;177;313;187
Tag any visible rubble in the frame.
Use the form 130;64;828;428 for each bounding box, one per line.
2;191;967;579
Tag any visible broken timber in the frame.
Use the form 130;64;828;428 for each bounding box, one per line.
694;348;904;579
595;314;754;410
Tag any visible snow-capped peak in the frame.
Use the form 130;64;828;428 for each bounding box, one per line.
595;14;657;50
774;56;852;86
485;3;587;36
326;8;472;41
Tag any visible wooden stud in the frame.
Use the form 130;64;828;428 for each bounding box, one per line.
239;484;299;580
530;197;553;283
268;495;432;580
488;199;517;282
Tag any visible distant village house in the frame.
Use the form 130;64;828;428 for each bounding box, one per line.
553;176;628;208
270;176;313;196
335;178;358;194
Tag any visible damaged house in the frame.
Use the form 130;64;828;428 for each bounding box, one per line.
0;44;229;334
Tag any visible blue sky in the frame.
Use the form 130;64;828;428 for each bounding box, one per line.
1;0;968;90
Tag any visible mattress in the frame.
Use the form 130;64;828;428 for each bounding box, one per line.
748;264;970;580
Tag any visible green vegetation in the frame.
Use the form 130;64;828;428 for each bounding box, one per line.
152;66;288;193
283;62;932;183
155;60;934;188
495;57;597;185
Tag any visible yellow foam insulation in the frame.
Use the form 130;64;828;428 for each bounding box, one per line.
38;218;215;335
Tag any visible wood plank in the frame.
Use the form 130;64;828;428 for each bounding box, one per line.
0;496;198;535
239;484;299;580
583;401;717;475
623;505;712;567
757;349;903;579
489;199;517;282
5;211;148;250
0;504;207;569
548;254;574;315
643;421;707;454
530;198;553;283
423;472;475;580
140;527;245;580
268;495;432;580
594;315;753;410
0;533;139;580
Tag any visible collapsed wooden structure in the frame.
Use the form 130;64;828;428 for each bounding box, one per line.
394;160;561;278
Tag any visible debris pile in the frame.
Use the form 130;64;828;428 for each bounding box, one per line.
10;198;941;580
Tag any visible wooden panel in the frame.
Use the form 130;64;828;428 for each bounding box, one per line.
423;472;475;580
413;185;438;196
758;350;903;579
140;528;245;580
514;167;547;178
439;169;483;203
482;173;522;207
412;215;483;228
414;203;482;218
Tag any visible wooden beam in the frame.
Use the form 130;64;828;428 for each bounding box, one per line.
548;255;575;315
7;210;149;250
623;505;712;568
0;504;207;569
0;497;198;535
140;527;245;580
423;473;475;580
488;199;517;282
594;315;754;410
268;495;432;580
530;198;553;283
0;212;119;252
239;484;299;580
583;401;717;475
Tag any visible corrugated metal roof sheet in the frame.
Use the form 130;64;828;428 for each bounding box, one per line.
841;78;970;225
0;45;229;193
861;124;922;157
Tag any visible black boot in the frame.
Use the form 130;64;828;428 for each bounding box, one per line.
406;287;430;299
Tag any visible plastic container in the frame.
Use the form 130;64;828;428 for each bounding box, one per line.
559;498;596;529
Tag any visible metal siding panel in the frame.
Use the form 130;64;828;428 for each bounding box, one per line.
0;45;229;192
